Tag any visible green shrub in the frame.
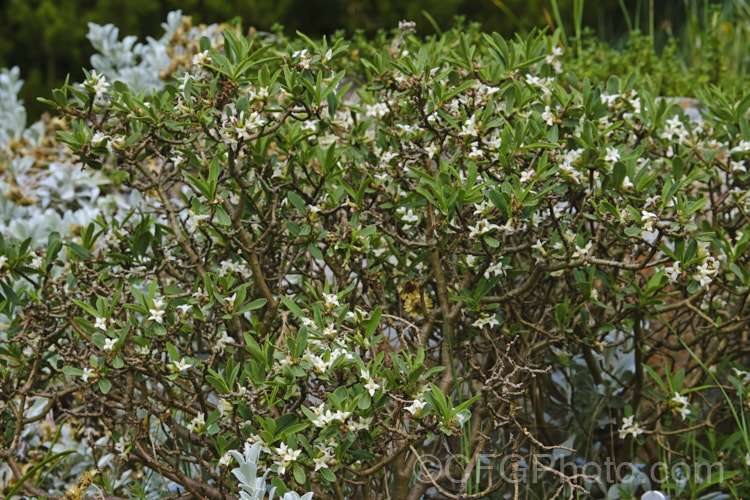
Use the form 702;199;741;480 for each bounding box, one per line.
2;14;750;500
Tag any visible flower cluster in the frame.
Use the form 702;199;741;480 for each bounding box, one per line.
618;415;645;440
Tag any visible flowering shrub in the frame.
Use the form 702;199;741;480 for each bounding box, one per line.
2;12;750;500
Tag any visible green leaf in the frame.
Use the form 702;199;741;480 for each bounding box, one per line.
672;157;684;181
320;467;336;482
452;394;481;415
68;242;92;261
293;463;305;484
206;373;231;394
72;299;100;318
98;378;112;394
243;332;266;363
166;342;179;362
214;206;231;226
427;383;449;417
483;235;500;248
280;296;306;319
642;363;667;394
236;298;268;315
288;191;306;213
365;307;381;337
62;366;83;377
358;393;371;410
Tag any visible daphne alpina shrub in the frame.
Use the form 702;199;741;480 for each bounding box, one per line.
2;13;750;500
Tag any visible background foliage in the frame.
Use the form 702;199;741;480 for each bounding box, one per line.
1;0;746;120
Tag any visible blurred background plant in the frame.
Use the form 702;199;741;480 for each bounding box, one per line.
554;0;750;98
2;0;749;119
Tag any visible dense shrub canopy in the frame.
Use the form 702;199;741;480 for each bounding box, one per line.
2;11;750;500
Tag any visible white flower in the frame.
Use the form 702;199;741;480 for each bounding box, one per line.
601;93;619;107
218;452;232;467
406;399;427;416
362;372;380;397
347;416;373;432
604;147;620;163
91;131;109;146
641;210;658;232
310;354;332;374
102;338;117;351
177;304;192;315
621;176;634;190
459;115;479;136
148;308;166;324
172;358;193;372
525;74;553;94
301;317;317;329
171;152;185;168
518;168;534;183
215;331;234;352
30;255;44;269
572;241;593;259
81;367;95;382
401;209;419;224
365;102;389;118
484;260;507;279
114;436;129;460
532;240;545;255
86;70;110;98
662;115;689;142
247;433;273;455
559;160;583;183
186;210;210;232
472;314;499;328
313;455;331;471
628;97;641;114
333;409;351;422
94;317;108;330
187;412;205;433
323;293;340;309
469;219;501;238
322;325;337;339
541;106;555;126
733;367;750;383
692;258;718;290
731;160;747;173
276;442;302;461
665;261;681;284
106;135;125;154
274;442;302;475
192;50;211;66
671;392;690;421
618;415;645;439
217;398;233;418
